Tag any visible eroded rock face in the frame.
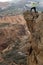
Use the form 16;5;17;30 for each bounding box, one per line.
0;11;43;65
0;24;30;51
0;15;27;25
34;14;43;50
23;11;43;65
0;15;31;51
23;11;39;32
0;14;31;65
35;14;43;65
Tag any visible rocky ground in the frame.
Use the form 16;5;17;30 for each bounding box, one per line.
0;11;43;65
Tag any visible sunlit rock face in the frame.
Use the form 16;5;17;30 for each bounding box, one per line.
33;13;43;65
35;14;43;50
0;11;43;65
23;11;43;65
0;15;31;51
0;14;31;65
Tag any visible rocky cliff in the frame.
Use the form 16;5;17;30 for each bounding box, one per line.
23;11;43;65
0;11;43;65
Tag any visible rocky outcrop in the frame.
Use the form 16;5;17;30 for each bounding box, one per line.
0;11;43;65
0;14;31;65
35;13;43;65
23;11;43;65
0;15;31;51
0;15;27;24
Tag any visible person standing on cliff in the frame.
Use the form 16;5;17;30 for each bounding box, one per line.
30;2;39;13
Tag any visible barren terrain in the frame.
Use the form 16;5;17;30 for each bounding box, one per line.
0;11;43;65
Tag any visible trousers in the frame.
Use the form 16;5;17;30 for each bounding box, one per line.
30;7;37;13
